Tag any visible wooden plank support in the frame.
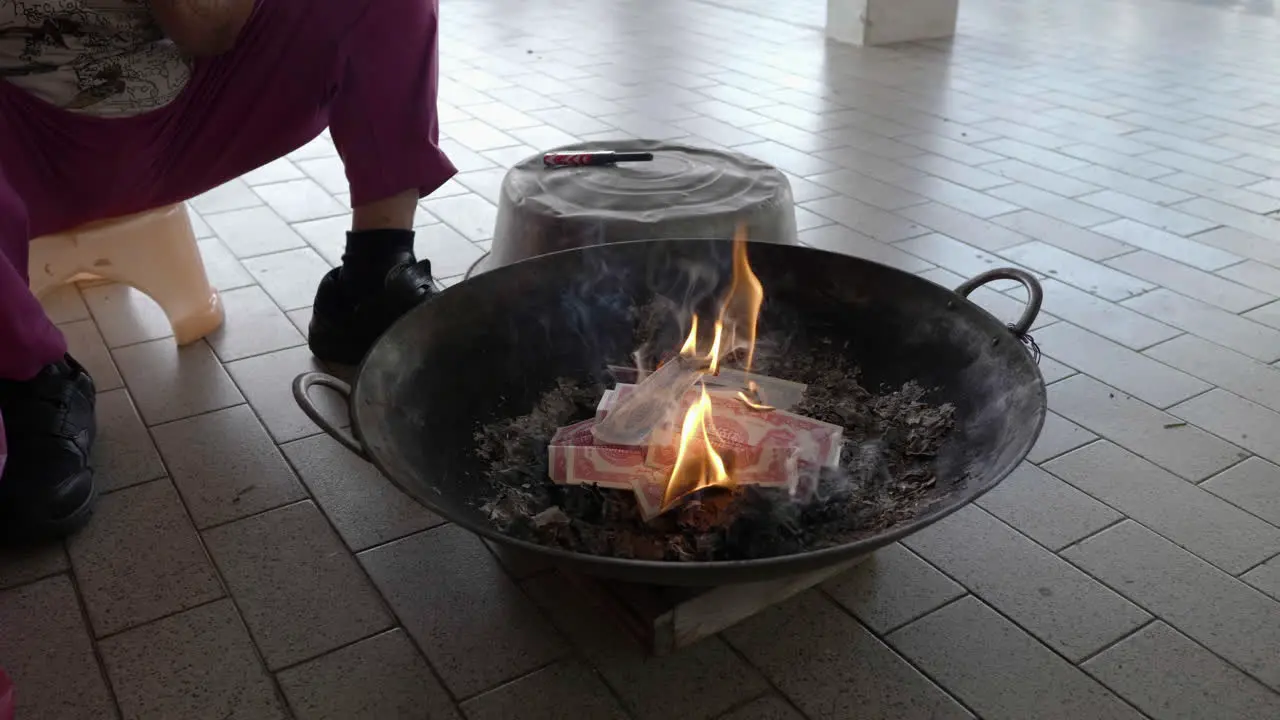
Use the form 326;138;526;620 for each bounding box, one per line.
562;554;870;656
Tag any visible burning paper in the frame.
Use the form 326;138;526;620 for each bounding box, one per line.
546;224;848;520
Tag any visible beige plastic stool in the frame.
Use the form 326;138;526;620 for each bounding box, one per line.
28;204;224;344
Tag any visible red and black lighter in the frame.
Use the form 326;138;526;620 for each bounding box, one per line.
542;150;655;168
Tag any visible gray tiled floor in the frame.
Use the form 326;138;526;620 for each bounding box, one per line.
6;0;1280;716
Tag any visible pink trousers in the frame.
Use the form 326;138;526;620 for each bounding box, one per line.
0;0;457;381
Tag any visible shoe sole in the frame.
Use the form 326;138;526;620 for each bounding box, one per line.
307;314;370;367
0;467;98;544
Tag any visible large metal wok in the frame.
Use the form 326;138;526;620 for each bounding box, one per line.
294;239;1046;586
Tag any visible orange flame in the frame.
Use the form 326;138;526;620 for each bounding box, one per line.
658;224;766;511
662;386;732;509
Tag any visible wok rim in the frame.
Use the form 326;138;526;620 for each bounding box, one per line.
347;238;1048;584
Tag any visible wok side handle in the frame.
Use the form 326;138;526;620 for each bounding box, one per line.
955;268;1044;358
292;372;371;462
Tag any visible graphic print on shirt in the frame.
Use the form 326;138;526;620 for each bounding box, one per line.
0;1;190;116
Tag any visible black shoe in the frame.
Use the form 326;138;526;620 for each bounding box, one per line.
0;355;98;543
308;259;440;365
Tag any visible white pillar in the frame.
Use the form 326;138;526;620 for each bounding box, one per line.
826;0;959;47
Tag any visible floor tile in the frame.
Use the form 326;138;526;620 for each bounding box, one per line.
1048;374;1247;481
203;206;307;259
1172;389;1280;468
224;345;348;444
0;575;118;720
1175;197;1280;242
423;193;500;242
523;570;765;720
361;525;566;699
206;285;306;362
1035;279;1179;350
294;156;348;195
253;179;349;223
112;338;244;425
1047;441;1280;573
153;405;306;529
99;600;287;720
1031;322;1211;408
82;284;174;348
1245;557;1280;601
1125;289;1280;362
1159;171;1280;215
1201;457;1280;527
197;237;257;291
190;179;264;215
1084;621;1280;720
976;461;1122;551
0;542;68;591
897;202;1031;252
1144;151;1261;186
1025;410;1097;464
38;283;91;324
1060;143;1174;180
990;210;1131;260
1218;260;1280;297
716;696;806;720
67;479;224;637
1065;165;1193;204
988;183;1119;227
241;247;331;311
724;591;972;720
999;242;1150;301
415;223;486;278
92;388;166;493
241;156;306;186
798;225;933;272
1091;218;1240;271
895;233;1037;285
59;318;123;391
203;501;393;670
806;168;928;211
282;434;442;551
460;661;627;720
800;196;928;243
277;629;459;720
1063;521;1280;691
821;543;965;634
902;505;1149;660
978;139;1089;173
1104;250;1270;313
887;596;1142;720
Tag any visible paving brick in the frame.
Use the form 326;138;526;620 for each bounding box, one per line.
897;202;1032;252
1063;521;1280;691
988;183;1120;226
976;461;1123;550
1034;279;1179;349
797;225;933;272
1091;218;1240;270
1172;389;1280;468
888;596;1142;720
1031;323;1211;408
1079;190;1218;235
991;210;1132;261
1146;334;1280;414
800;196;929;242
67;479;223;637
1201;457;1280;527
1047;375;1246;480
100;600;286;720
1046;441;1280;573
278;630;460;720
725;592;972;720
822;543;965;633
362;526;567;699
999;243;1151;301
1245;557;1280;601
282;434;443;552
902;505;1150;660
1026;410;1097;464
152;405;307;528
1083;622;1280;720
0;576;118;720
523;572;764;720
1105;251;1270;312
1218;260;1280;297
460;661;626;720
203;501;393;670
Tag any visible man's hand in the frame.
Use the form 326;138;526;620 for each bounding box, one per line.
149;0;256;57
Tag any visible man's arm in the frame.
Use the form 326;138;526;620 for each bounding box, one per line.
149;0;256;57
